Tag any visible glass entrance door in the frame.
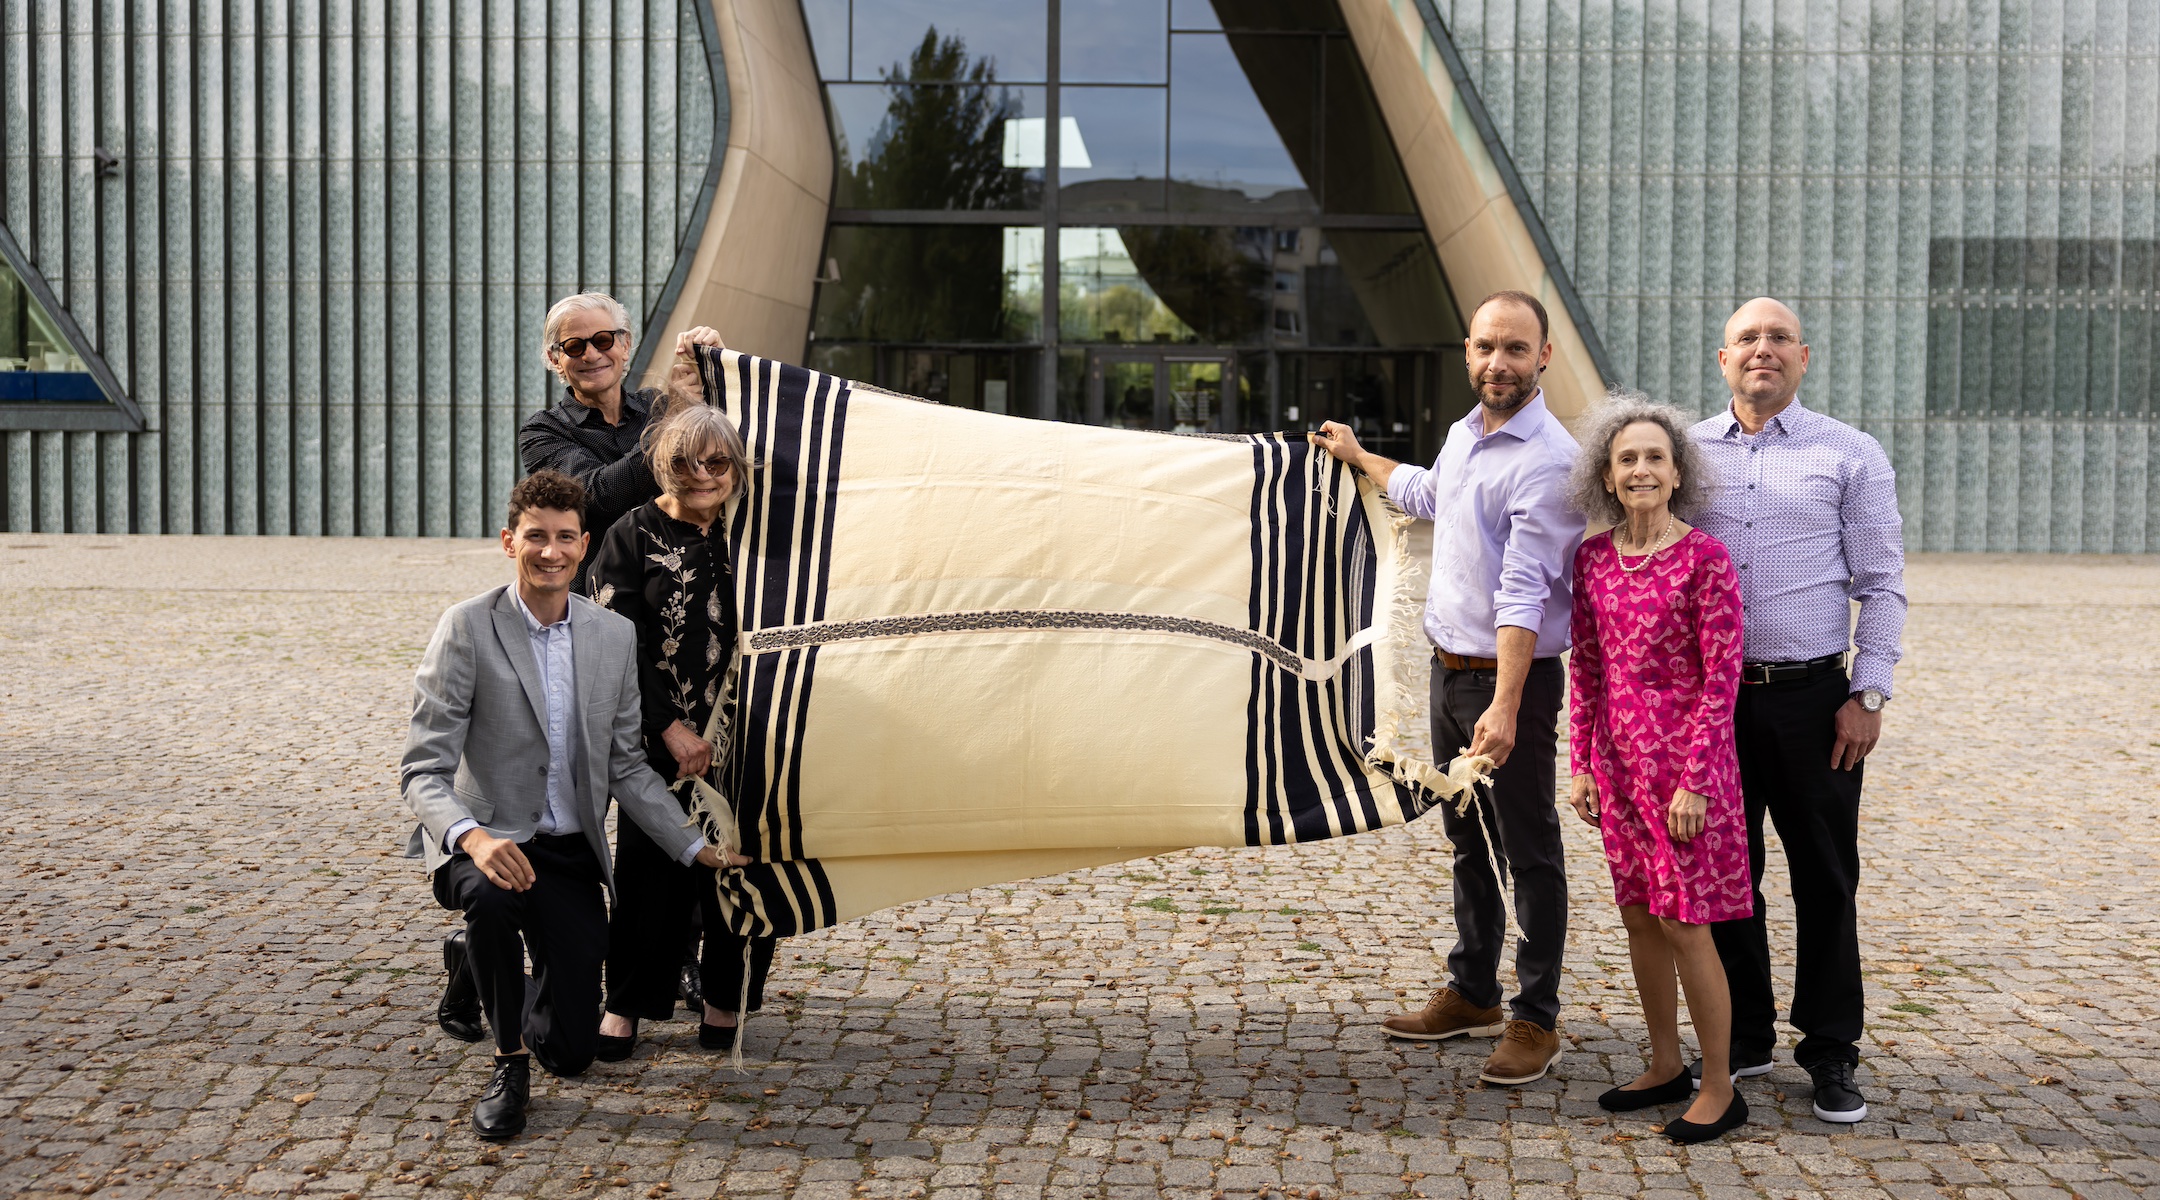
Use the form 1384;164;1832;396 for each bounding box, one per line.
1085;349;1233;433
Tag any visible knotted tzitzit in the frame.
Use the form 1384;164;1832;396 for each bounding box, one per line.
1392;749;1497;817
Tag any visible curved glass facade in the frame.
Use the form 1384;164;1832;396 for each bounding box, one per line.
804;0;1470;463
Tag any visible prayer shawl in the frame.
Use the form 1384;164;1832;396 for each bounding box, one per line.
686;350;1466;937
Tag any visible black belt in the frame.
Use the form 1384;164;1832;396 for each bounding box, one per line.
1739;652;1845;685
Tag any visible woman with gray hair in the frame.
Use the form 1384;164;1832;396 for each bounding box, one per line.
584;402;773;1057
1563;392;1751;1143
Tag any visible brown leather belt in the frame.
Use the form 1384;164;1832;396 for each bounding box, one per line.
1435;649;1500;671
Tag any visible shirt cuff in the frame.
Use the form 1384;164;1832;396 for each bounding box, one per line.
676;836;709;868
1384;463;1424;507
1492;603;1546;634
443;818;479;856
1849;656;1895;700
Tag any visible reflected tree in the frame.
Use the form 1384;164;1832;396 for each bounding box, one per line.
1116;226;1269;345
820;31;1033;342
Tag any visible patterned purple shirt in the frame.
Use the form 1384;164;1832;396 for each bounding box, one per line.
1688;399;1907;698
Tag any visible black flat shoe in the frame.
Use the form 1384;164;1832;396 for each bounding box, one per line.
1663;1092;1749;1144
438;931;486;1044
1598;1069;1692;1112
697;1021;738;1051
472;1055;530;1140
594;1018;638;1063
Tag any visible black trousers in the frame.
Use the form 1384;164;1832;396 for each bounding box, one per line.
1431;656;1568;1029
432;832;607;1075
604;812;777;1021
1711;668;1866;1067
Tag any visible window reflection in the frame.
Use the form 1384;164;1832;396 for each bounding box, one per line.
1059;87;1166;212
1168;33;1314;212
1320;38;1415;215
803;0;850;81
1061;0;1166;83
814;225;1042;342
1058;227;1197;344
827;80;1045;210
851;0;1046;83
0;256;104;402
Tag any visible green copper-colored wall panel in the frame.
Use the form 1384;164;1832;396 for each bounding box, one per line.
1439;0;2157;551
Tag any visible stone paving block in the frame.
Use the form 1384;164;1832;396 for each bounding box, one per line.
1;541;2158;1198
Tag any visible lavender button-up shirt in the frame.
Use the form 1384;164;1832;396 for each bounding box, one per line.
1688;398;1907;697
1386;392;1585;659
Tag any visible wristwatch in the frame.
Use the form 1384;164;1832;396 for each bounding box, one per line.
1855;688;1886;713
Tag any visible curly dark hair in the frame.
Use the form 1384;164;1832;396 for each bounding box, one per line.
505;469;587;532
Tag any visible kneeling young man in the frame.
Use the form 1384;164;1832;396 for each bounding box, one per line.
400;469;732;1138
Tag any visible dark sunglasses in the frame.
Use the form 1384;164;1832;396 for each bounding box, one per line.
550;329;629;358
671;454;734;478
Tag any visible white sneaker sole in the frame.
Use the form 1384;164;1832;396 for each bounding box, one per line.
1691;1060;1775;1089
1383;1021;1506;1042
1814;1100;1869;1123
1479;1044;1562;1086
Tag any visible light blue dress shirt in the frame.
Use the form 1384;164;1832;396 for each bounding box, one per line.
443;590;708;867
1689;398;1907;697
1385;391;1585;660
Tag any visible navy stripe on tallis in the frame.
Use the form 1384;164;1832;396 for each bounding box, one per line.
1294;451;1357;841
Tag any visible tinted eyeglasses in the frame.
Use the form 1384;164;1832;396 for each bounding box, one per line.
671;454;734;478
550;329;629;359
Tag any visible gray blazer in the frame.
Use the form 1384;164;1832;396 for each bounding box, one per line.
400;585;700;894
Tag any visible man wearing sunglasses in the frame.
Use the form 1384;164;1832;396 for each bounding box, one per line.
517;291;725;591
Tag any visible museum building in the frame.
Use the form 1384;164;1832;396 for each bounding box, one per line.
2;1;2154;550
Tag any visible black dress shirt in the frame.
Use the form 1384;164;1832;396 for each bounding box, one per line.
585;500;739;780
518;386;666;590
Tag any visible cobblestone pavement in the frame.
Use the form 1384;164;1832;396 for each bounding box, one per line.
2;533;2157;1200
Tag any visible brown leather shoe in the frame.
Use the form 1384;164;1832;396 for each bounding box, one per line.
1479;1019;1563;1085
1380;987;1506;1041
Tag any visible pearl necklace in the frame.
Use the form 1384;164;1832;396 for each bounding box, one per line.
1614;511;1675;573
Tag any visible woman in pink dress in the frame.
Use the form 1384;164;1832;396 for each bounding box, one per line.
1564;394;1750;1143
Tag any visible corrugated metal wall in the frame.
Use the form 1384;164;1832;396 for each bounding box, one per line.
1438;0;2159;551
0;0;725;536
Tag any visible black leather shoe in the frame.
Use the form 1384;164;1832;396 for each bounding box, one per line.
472;1055;530;1140
678;960;705;1015
1688;1053;1774;1089
697;1020;737;1051
1663;1091;1748;1144
438;931;486;1044
1598;1069;1692;1112
1807;1059;1869;1123
594;1018;637;1063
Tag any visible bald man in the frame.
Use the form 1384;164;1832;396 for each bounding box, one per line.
1686;298;1907;1124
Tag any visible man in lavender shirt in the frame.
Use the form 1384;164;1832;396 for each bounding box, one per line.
1313;291;1585;1087
1687;297;1907;1125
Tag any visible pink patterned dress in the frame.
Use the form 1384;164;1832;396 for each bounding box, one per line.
1568;528;1752;924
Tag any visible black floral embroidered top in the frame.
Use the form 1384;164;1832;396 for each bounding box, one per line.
586;499;739;779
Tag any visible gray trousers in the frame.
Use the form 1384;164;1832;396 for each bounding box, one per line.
1430;656;1568;1029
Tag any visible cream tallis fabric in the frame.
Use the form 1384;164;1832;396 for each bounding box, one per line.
682;350;1472;937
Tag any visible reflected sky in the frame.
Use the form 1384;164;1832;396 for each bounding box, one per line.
1168;33;1310;207
804;0;849;80
851;0;1046;82
1061;0;1166;83
1060;87;1166;208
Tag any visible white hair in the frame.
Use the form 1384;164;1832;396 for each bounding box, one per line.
540;291;633;355
1565;389;1717;525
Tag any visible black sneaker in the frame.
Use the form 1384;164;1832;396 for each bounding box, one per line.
1806;1060;1868;1123
1688;1054;1774;1089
